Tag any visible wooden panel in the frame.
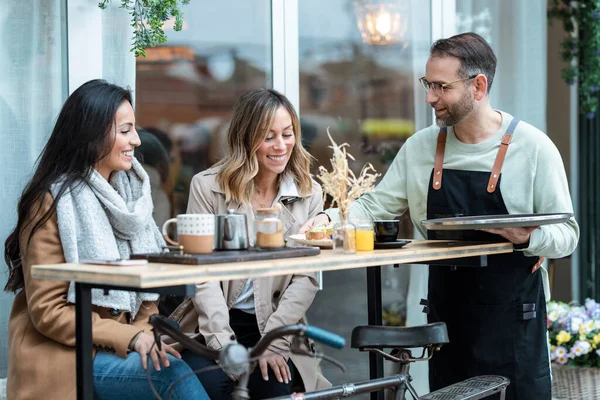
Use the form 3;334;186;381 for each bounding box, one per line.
31;240;513;289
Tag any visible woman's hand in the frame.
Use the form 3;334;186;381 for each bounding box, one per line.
299;213;330;234
132;332;181;371
259;348;291;384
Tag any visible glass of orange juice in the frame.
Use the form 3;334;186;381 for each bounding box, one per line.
353;219;374;251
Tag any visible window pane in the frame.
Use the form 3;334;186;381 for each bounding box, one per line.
135;1;272;225
299;0;431;387
0;0;67;375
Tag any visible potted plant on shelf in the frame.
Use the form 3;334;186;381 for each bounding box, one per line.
547;299;600;399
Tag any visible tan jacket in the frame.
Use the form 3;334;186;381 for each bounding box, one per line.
169;167;330;391
7;194;158;400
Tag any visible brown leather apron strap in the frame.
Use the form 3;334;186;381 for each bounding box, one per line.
432;128;447;191
487;133;512;193
487;118;520;193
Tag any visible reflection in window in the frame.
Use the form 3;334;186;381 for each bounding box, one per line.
135;1;272;218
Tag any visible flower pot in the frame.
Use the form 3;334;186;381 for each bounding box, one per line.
552;363;600;399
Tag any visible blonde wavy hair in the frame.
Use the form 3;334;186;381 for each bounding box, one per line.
216;88;313;204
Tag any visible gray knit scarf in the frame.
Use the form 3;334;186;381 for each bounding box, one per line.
50;159;164;318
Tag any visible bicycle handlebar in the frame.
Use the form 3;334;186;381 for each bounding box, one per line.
149;315;345;360
305;325;346;349
249;324;345;358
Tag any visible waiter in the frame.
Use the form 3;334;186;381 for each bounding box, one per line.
300;32;579;399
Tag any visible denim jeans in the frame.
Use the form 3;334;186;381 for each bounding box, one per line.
93;351;209;400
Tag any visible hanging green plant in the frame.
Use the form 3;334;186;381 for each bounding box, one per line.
548;0;600;118
98;0;190;58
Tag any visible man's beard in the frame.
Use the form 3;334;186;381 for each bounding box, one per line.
435;90;475;127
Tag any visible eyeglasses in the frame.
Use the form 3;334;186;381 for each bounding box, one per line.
419;74;478;96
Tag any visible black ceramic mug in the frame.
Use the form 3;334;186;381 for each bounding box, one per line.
374;220;400;242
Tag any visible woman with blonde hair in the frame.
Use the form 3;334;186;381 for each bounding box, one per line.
170;88;330;399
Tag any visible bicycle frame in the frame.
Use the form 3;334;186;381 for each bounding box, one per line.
149;315;508;400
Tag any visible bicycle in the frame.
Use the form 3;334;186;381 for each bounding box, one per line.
149;315;509;400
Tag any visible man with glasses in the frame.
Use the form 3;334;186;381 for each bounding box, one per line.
301;32;578;399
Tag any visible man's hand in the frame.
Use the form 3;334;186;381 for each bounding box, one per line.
132;332;181;371
299;214;330;234
259;348;291;384
479;226;540;245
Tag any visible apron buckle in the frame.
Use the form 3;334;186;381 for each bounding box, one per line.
420;298;430;314
521;303;537;320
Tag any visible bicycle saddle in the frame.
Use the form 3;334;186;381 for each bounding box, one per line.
351;322;449;349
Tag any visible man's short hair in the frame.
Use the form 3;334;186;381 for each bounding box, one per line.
430;32;497;93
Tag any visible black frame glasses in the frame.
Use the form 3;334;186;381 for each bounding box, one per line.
419;74;479;96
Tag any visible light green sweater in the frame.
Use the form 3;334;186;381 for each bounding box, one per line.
325;111;579;298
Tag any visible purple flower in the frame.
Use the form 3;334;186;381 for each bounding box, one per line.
593;11;600;19
590;86;599;93
587;112;596;119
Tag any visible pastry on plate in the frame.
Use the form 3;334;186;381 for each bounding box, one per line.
306;224;333;241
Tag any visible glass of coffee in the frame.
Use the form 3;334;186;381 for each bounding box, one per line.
254;207;285;249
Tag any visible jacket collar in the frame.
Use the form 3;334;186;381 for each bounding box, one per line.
210;171;307;201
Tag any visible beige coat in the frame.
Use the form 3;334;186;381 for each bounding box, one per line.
169;166;331;391
7;194;158;400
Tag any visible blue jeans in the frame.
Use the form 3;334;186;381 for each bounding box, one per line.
93;351;209;400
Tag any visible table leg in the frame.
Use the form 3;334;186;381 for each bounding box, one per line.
76;283;94;400
367;266;384;400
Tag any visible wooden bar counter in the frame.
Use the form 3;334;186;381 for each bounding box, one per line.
32;240;512;288
30;239;513;400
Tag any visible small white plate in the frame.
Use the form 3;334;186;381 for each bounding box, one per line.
288;234;333;248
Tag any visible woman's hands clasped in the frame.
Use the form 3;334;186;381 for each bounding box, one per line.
132;332;182;371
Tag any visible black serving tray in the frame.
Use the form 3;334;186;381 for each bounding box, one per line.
130;246;320;265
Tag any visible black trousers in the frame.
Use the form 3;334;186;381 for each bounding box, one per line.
182;309;294;400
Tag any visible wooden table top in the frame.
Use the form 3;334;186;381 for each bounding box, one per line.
31;240;513;289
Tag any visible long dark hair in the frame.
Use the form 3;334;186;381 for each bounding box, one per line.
4;79;132;292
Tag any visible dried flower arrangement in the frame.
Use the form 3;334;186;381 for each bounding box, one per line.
316;130;381;224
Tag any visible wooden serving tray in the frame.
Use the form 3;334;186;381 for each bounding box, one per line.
130;246;320;265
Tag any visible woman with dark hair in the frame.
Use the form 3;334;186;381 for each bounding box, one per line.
4;79;208;400
168;88;330;399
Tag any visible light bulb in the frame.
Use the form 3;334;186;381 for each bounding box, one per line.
375;11;392;36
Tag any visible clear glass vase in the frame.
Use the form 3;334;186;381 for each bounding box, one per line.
333;221;356;254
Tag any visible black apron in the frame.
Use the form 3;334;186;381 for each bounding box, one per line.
425;119;551;400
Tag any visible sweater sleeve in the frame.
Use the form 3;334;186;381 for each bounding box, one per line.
522;138;579;258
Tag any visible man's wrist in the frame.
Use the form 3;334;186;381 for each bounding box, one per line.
513;238;530;250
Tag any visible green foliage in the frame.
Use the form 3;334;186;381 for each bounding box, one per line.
548;0;600;118
98;0;190;57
